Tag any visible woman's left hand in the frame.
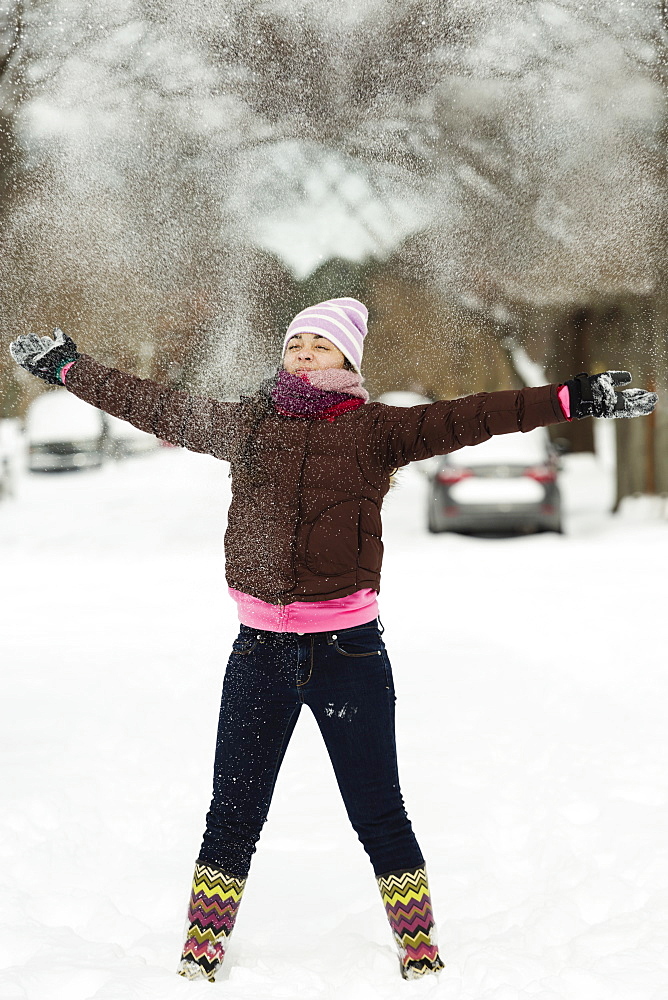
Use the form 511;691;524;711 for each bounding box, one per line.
565;370;657;419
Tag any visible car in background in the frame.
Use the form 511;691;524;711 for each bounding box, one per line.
427;426;563;535
376;390;433;408
103;413;157;460
0;419;26;499
26;389;106;472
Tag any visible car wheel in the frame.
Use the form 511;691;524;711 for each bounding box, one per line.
427;505;442;533
539;521;563;534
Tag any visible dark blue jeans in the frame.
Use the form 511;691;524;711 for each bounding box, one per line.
199;619;424;879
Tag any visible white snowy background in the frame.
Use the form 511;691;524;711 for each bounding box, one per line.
1;435;667;1000
1;1;666;996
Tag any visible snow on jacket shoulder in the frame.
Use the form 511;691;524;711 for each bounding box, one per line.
65;356;565;603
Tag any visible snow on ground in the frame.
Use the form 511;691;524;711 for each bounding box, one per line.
0;441;667;1000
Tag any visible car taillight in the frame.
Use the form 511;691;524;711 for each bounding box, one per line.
436;467;472;485
525;465;556;483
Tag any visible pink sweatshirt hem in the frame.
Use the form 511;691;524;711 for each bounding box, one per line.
228;587;379;633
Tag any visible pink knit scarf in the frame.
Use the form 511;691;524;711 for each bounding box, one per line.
301;369;369;400
271;369;369;419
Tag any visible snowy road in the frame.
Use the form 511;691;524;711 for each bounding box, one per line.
1;445;667;1000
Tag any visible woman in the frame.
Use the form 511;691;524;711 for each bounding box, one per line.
9;299;657;981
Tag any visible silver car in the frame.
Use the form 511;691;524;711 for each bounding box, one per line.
427;426;563;535
0;419;25;499
26;390;105;473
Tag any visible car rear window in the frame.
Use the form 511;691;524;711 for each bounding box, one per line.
448;427;550;467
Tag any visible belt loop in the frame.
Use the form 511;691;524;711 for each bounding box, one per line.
377;616;385;635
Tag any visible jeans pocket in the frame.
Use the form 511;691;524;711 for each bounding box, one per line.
231;637;259;655
333;626;383;658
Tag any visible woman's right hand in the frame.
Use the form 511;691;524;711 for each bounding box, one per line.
9;328;79;385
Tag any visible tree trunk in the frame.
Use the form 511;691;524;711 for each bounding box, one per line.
549;307;595;453
613;297;665;509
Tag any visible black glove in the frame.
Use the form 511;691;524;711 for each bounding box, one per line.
565;370;658;420
9;328;79;385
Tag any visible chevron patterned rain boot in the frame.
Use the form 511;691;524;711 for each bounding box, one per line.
377;866;445;980
177;861;246;982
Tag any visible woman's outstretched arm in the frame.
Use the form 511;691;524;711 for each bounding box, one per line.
372;373;657;469
9;328;240;463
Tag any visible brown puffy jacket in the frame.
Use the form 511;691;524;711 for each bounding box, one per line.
66;356;565;604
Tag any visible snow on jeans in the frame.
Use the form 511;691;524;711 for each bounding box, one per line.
199;619;425;879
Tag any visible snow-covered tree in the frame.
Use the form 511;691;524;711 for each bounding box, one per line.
0;0;665;462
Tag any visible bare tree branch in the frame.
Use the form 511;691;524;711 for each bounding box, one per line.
0;0;22;80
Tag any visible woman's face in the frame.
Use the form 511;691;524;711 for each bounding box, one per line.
283;333;346;373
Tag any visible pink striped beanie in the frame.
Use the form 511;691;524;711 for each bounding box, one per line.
282;298;368;373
